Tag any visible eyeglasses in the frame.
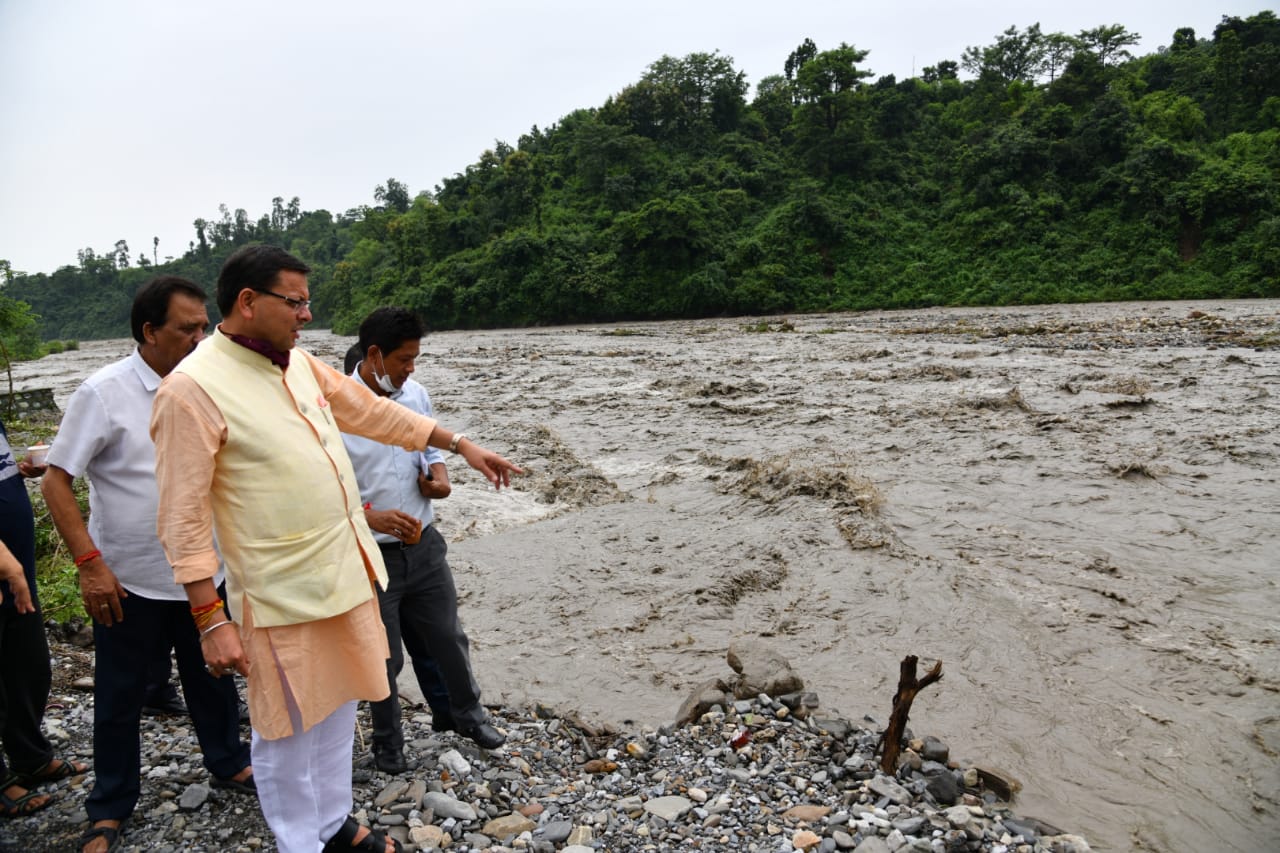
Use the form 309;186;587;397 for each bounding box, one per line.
251;288;311;313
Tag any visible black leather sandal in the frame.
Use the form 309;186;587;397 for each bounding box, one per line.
77;822;123;852
323;815;402;852
15;756;88;786
0;774;50;819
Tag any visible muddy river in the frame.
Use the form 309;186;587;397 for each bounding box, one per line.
13;300;1278;853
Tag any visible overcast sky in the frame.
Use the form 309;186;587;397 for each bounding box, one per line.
0;0;1266;275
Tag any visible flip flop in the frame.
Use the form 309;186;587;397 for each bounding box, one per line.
78;822;123;853
0;775;51;819
15;756;88;786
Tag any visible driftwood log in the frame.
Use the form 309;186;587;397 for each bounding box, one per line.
879;655;944;773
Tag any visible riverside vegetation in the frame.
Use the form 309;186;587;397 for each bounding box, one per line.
1;12;1278;344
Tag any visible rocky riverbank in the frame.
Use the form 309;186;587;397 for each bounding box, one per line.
7;300;1278;852
1;636;1093;853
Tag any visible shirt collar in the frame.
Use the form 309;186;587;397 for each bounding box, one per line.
128;347;164;392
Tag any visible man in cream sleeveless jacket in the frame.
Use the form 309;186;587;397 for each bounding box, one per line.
151;245;521;853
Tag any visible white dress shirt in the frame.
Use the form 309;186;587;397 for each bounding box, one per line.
47;348;224;599
341;368;444;543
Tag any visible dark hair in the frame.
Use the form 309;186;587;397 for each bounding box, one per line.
356;307;425;359
343;343;363;375
131;276;207;344
215;244;310;315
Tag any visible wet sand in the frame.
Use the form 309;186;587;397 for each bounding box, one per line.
15;300;1279;852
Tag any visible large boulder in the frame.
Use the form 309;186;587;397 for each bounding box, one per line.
726;638;804;699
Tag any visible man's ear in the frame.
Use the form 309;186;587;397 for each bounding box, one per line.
234;288;257;320
141;321;159;346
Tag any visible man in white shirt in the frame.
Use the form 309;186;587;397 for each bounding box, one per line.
42;276;253;853
342;307;505;774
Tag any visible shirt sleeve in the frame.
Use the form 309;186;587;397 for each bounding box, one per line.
419;387;446;467
45;383;112;478
304;350;437;451
150;373;224;585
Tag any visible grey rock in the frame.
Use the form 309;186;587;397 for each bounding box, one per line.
1043;834;1093;853
481;812;536;839
920;736;949;763
868;774;913;805
674;677;730;726
541;819;572;843
422;790;478;821
438;748;471;777
974;765;1022;801
891;815;929;836
832;829;858;849
726;638;804;699
374;779;409;808
616;795;644;814
644;795;694;822
178;783;210;811
405;778;426;810
852;837;892;853
1001;817;1039;840
925;770;959;805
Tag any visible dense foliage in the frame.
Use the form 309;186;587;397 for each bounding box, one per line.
5;12;1278;339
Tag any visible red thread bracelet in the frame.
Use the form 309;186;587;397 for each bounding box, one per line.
191;599;225;617
73;549;101;568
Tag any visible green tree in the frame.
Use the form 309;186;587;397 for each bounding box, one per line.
962;24;1047;84
1077;24;1141;66
374;178;411;213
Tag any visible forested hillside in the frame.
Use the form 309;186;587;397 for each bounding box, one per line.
5;12;1277;341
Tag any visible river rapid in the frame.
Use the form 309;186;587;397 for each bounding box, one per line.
13;300;1279;853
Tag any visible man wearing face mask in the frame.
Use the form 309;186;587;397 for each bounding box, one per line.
341;308;505;775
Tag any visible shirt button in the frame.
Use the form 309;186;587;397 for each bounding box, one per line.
300;403;308;413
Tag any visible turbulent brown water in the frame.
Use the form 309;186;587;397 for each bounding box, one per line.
14;300;1279;853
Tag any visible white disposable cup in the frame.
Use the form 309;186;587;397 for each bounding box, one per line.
27;444;49;467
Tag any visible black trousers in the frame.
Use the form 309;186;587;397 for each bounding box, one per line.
372;526;483;751
0;492;53;782
86;587;250;822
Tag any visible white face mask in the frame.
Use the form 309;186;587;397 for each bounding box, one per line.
371;350;398;394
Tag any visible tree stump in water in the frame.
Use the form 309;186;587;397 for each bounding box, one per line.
879;655;943;774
